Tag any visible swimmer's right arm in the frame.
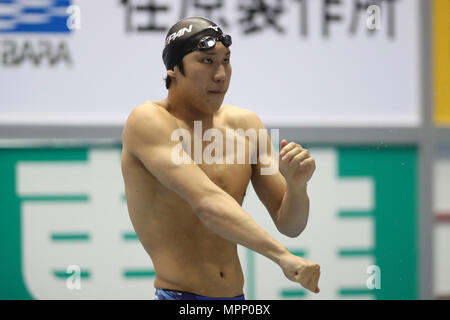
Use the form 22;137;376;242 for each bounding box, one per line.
122;105;320;293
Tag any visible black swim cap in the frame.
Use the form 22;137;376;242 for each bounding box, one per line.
162;16;232;70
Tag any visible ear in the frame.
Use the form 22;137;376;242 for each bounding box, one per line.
167;68;176;79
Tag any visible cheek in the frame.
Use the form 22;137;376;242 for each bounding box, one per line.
184;74;203;91
187;81;207;101
224;66;232;85
189;79;206;96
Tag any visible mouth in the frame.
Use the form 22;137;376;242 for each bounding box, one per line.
208;90;225;95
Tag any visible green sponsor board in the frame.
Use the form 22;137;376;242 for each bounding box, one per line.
0;145;417;299
244;145;418;300
338;146;418;300
0;148;88;299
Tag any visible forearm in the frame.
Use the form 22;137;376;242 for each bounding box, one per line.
276;184;309;237
196;191;289;265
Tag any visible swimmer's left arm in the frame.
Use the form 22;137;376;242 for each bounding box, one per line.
248;112;315;238
276;140;315;237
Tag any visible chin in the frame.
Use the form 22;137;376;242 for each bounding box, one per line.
206;99;224;111
210;101;224;112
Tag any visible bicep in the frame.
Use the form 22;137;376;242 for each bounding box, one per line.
247;111;286;221
251;166;286;222
140;142;217;207
123;108;222;209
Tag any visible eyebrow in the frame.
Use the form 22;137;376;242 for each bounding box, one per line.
201;50;231;56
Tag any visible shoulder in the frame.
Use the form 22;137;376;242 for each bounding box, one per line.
123;101;177;145
125;101;177;131
220;104;265;131
126;101;171;126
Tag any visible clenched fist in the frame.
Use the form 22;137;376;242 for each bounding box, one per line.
279;252;321;294
279;139;316;188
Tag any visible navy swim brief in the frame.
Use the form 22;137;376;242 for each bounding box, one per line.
154;288;245;300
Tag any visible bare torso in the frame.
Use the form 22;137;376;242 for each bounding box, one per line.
121;101;254;297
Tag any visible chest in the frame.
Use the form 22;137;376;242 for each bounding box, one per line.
199;161;252;197
179;125;255;197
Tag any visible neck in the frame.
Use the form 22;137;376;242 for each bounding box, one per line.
164;90;217;129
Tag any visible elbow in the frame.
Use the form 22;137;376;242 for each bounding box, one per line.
278;224;306;238
275;211;308;238
195;200;213;221
282;229;302;238
193;194;224;223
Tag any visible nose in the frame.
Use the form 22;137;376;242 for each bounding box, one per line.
213;64;227;83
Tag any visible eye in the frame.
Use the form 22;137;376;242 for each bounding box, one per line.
202;58;213;64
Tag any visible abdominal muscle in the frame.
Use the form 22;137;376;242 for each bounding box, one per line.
123;148;248;298
150;228;245;298
131;202;246;298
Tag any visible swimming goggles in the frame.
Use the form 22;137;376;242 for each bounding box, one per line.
191;34;232;52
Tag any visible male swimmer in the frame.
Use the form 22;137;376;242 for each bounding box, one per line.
121;17;320;300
